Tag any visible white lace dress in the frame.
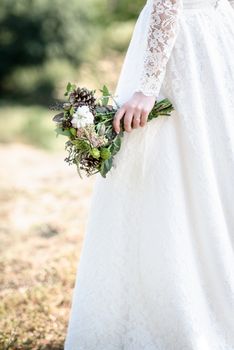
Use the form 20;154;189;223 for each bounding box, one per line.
64;0;234;349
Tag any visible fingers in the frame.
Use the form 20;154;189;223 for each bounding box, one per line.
132;108;141;129
113;105;135;133
113;107;125;134
140;108;149;127
113;92;153;133
113;106;149;133
124;109;134;133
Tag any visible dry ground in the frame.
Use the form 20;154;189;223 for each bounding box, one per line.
0;143;95;350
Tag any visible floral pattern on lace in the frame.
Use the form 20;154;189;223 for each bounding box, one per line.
137;0;182;97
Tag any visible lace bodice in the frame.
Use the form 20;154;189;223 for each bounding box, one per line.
137;0;234;98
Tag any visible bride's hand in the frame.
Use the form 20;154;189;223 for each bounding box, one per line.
113;92;156;134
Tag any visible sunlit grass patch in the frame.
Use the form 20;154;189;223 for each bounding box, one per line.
0;102;64;150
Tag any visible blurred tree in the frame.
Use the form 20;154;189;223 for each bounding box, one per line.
107;0;144;21
0;0;144;99
0;0;105;94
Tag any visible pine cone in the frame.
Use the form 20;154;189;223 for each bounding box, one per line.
62;119;72;129
80;156;100;176
69;87;96;111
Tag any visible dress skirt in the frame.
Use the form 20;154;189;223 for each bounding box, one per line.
65;0;234;348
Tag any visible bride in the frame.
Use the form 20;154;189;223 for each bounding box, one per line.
64;0;234;349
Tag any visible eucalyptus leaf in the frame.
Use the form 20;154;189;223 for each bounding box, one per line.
110;135;122;155
100;157;113;178
55;127;71;138
52;112;64;123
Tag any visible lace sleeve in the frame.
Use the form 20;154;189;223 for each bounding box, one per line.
136;0;182;98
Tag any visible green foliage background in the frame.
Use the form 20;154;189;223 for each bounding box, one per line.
0;0;144;101
0;0;145;149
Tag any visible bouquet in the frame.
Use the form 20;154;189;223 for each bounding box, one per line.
52;83;174;178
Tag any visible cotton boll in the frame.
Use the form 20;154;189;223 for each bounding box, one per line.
71;106;94;129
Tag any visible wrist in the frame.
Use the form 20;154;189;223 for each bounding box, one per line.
134;91;157;101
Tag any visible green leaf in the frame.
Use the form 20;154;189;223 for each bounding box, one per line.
70;128;77;136
148;98;174;121
72;139;91;152
64;82;71;96
65;82;76;96
100;147;111;160
70;106;75;116
55;127;71;138
100;157;113;177
100;85;110;106
67;82;72;91
110;135;122;155
71;84;76;91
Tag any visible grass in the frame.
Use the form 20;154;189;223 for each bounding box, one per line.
0;102;64;151
0;265;74;350
0;143;95;350
0;50;124;349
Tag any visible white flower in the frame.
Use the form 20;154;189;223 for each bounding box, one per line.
71;106;94;129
